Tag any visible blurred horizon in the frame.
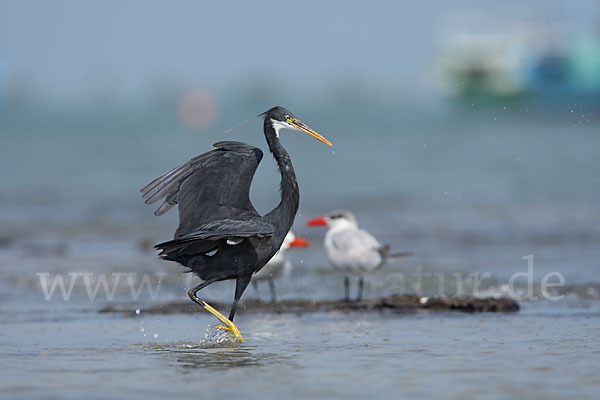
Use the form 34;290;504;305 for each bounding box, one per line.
2;0;599;104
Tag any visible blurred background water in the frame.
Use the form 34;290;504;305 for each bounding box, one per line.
1;1;599;399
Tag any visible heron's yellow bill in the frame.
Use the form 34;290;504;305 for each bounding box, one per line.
288;117;332;146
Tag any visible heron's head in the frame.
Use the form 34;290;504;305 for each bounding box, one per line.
262;106;332;146
306;210;358;229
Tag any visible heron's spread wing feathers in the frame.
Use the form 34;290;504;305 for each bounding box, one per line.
141;141;264;237
141;152;213;210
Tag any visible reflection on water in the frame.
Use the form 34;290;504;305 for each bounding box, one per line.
142;341;298;371
174;349;295;371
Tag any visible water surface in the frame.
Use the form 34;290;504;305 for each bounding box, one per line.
1;106;599;398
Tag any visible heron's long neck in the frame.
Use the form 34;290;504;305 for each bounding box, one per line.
264;121;299;233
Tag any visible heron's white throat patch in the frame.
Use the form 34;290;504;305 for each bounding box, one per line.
270;118;294;137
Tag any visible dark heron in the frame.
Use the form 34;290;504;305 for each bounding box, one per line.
141;106;331;340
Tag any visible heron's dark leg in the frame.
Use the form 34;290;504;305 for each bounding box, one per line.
344;276;350;302
188;278;244;341
187;278;217;306
357;277;364;302
228;274;252;321
268;278;277;303
251;279;259;299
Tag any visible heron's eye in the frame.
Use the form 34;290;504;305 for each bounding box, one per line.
285;115;294;125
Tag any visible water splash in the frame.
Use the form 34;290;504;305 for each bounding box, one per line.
201;326;244;346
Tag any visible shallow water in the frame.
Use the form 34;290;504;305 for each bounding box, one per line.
2;298;599;400
1;106;600;398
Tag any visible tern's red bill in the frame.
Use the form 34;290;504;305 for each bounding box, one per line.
306;216;328;226
289;237;310;247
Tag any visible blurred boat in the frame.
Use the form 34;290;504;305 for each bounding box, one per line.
436;21;600;107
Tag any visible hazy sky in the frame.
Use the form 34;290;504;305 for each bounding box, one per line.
0;0;591;100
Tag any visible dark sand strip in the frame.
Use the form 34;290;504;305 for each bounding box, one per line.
100;295;519;316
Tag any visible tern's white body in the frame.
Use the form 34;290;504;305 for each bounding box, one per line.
324;217;383;276
309;210;411;301
253;246;292;280
253;231;295;280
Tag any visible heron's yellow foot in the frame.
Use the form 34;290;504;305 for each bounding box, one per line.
214;325;230;331
213;324;237;334
199;300;244;342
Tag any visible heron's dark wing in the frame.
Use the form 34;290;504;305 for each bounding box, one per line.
163;218;274;244
154;218;275;257
141;141;264;237
187;218;275;239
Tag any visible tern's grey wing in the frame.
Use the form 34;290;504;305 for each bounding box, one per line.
141;141;264;237
326;228;383;272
